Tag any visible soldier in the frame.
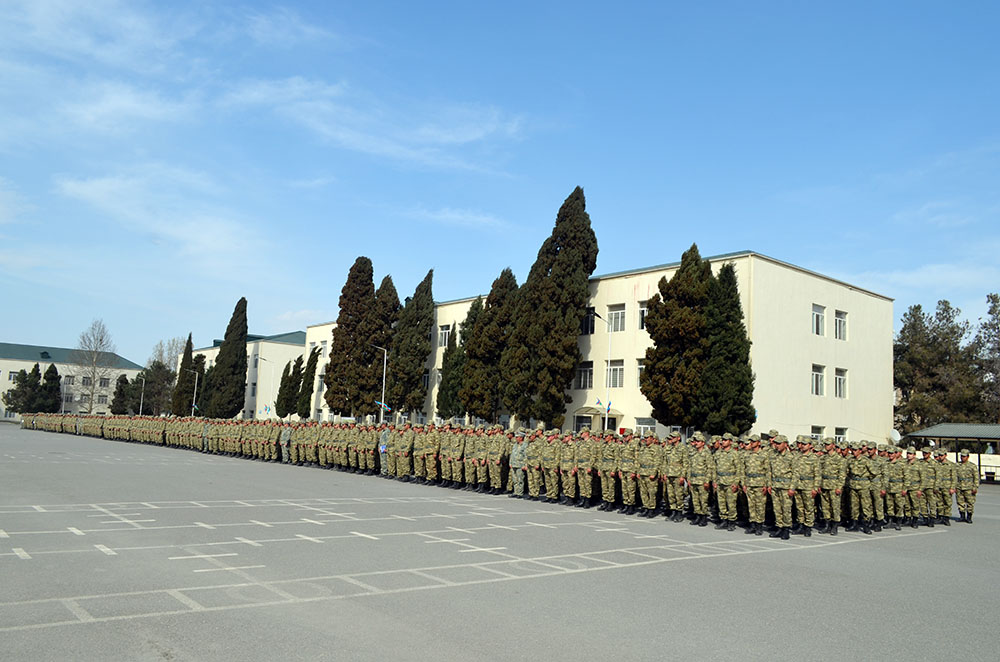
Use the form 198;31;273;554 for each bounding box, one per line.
425;423;441;484
934;449;956;525
955;449;979;523
616;429;639;515
712;433;741;531
558;430;577;504
846;442;875;534
574;427;597;508
660;431;689;521
487;426;506;494
741;435;770;535
411;424;428;482
792;437;821;536
637;430;662;518
540;429;561;502
525;426;544;500
884;446;906;530
919;447;937;526
768;435;795;539
687;432;715;526
868;443;887;530
596;431;619;511
902;447;925;528
818;441;848;535
378;424;392;476
508;431;528;498
449;424;467;489
395;422;414;480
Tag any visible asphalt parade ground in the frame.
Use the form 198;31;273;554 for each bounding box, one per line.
1;425;997;661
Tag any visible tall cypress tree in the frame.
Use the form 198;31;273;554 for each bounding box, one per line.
203;297;248;419
693;263;755;434
274;361;294;418
388;269;434;416
38;364;62;413
500;187;598;427
296;347;321;419
275;356;303;418
460;268;518;423
324;257;376;417
369;275;400;412
2;364;43;413
640;243;713;428
192;354;207;415
171;333;195;416
110;374;130;414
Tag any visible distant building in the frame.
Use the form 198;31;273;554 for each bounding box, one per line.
0;342;143;421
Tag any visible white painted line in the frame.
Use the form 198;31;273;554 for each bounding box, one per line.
475;565;519;578
350;531;379;540
194;522;215;530
94;544;117;556
13;547;31;560
424;538;471;543
301;518;326;526
525;521;557;529
32;505;46;512
61;599;94;622
0;529;7;538
458;547;507;553
296;534;325;544
488;523;518;531
167;589;205;611
168;553;238;561
68;528;85;536
410;570;454;585
234;501;253;507
193;565;265;573
141;502;159;509
250;520;273;528
190;502;208;507
235;537;263;547
391;515;417;522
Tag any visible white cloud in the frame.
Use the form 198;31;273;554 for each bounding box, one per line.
244;7;333;46
60;81;196;131
0;177;26;224
891;200;977;229
412;206;509;230
219;76;345;107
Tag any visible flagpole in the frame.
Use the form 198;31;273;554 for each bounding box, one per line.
371;344;387;425
593;310;612;432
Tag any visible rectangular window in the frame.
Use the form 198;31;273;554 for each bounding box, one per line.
812;304;825;336
637;359;646;386
63;393;74;403
253;354;259;369
320;340;327;357
606;359;624;389
65;375;75;385
438;324;451;348
316;409;323;420
635;417;656;437
421;370;429;390
573;415;591;432
79;393;90;402
811;364;825;396
97;395;108;404
99;377;110;388
835;310;847;341
810;425;824;440
639;301;649;330
82;376;92;386
608;304;626;332
575;361;593;390
251;382;257;397
835;368;847;399
7;371;14;381
4;409;16;418
580;307;595;335
835;427;848;443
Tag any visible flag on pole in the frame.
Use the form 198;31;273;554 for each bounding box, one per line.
375;400;392;411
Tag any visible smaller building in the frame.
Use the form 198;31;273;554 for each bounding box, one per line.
0;342;143;421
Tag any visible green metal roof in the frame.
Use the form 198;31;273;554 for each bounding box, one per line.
201;330;306;350
906;423;1000;441
0;342;143;370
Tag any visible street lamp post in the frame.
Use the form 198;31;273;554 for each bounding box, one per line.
592;310;613;432
371;345;388;425
138;376;146;416
185;369;199;417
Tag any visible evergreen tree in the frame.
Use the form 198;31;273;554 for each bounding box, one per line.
129;360;176;416
692;263;756;434
640;243;714;428
110;374;130;415
974;293;1000;422
2;365;40;413
437;298;483;419
38;364;62;413
461;268;519;423
500;187;598;427
274;361;294;418
296;347;321;419
276;356;303;418
203;297;248;419
171;333;195;416
388;269;435;416
324;257;376;417
369;275;401;412
192;354;207;415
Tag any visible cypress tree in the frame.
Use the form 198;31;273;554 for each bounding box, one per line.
171;333;195;416
693;263;755;434
2;366;39;413
461;268;518;423
23;364;42;412
640;243;713;428
285;356;304;417
110;374;130;415
296;347;321;419
274;361;294;418
324;257;376;417
192;354;207;415
38;364;62;413
500;187;598;427
369;275;400;413
388;270;434;416
203;297;248;419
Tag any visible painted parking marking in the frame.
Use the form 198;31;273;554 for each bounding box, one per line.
193;565;265;573
235;537;263;547
94;545;117;556
68;528;85;536
350;531;379;540
296;534;324;544
13;547;31;559
168;553;238;561
0;529;7;538
250;520;273;528
166;590;205;611
301;518;326;526
194;522;215;530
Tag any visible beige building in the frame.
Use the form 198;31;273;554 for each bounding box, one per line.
0;342;143;421
189;331;305;420
423;251;894;442
304;321;335;421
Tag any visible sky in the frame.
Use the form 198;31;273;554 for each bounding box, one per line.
1;1;999;364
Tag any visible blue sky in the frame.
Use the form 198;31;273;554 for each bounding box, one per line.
2;1;998;364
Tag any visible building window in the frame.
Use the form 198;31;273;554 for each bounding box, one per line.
63;393;73;403
573;415;591;432
608;304;626;332
438;324;451;348
65;375;74;385
434;369;442;386
810;425;824;440
639;301;649;330
253;354;259;369
79;393;90;402
251;382;257;397
421;370;429;390
835;427;847;443
316;409;323;420
812;304;825;336
811;364;825;396
320;340;327;357
7;371;14;381
635;417;656;437
636;359;646;387
82;376;92;386
575;361;593;390
97;395;108;404
4;409;16;419
580;307;595;335
606;359;624;389
835;368;847;399
835;311;847;341
99;377;110;388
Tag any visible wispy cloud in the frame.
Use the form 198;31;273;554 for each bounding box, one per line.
890;200;978;229
411;206;510;230
0;177;26;224
60;81;197;131
244;6;333;47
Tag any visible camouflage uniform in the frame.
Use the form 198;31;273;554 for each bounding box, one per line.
660;433;689;520
687;433;715;526
792;438;821;534
768;437;795;539
933;450;956;524
508;432;528;497
637;433;662;517
955;450;979;522
712;434;741;530
597;433;619;510
741;438;770;535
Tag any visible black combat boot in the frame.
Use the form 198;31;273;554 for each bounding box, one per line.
769;526;782;538
958;511;966;522
967;513;973;523
817;521;830;534
780;527;790;540
861;519;872;535
925;516;935;527
596;501;607;511
584;499;595;509
698;514;709;527
942;515;951;526
745;522;756;534
910;517;919;528
892;517;901;531
755;522;764;535
845;520;859;532
790;522;802;535
829;522;839;536
715;519;728;530
802;525;811;537
872;520;882;532
727;521;736;531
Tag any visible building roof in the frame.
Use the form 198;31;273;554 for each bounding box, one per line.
199;330;307;351
906;423;1000;441
591;250;893;302
0;342;143;370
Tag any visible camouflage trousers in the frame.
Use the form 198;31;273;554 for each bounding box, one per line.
850;485;874;520
638;474;658;509
793;490;816;526
819;490;842;522
716;484;738;521
385;452;397;476
449;458;464;483
772;490;793;528
464;460;478;485
620;474;637;506
885;491;906;518
510;468;525;496
599;471;615;503
906;491;924;518
560;470;576;499
690;483;710;515
922;488;939;516
527;467;542;498
395;453;411;478
956;489;976;514
746;486;767;524
577;471;594;498
873;489;885;521
664;477;686;511
412;454;427;479
489;461;503;489
543;469;559;501
936;490;953;518
425;455;439;480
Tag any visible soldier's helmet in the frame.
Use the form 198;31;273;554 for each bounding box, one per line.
767;429;779;438
536;422;545;431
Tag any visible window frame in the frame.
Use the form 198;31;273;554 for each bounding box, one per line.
811;364;825;396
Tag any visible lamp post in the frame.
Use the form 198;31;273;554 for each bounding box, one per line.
185;368;199;417
138;376;146;416
592;310;612;432
371;344;388;424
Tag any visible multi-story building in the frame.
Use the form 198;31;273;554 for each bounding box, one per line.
188;331;306;420
422;251;894;441
0;342;143;421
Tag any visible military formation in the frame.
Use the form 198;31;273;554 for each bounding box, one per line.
19;413;982;536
